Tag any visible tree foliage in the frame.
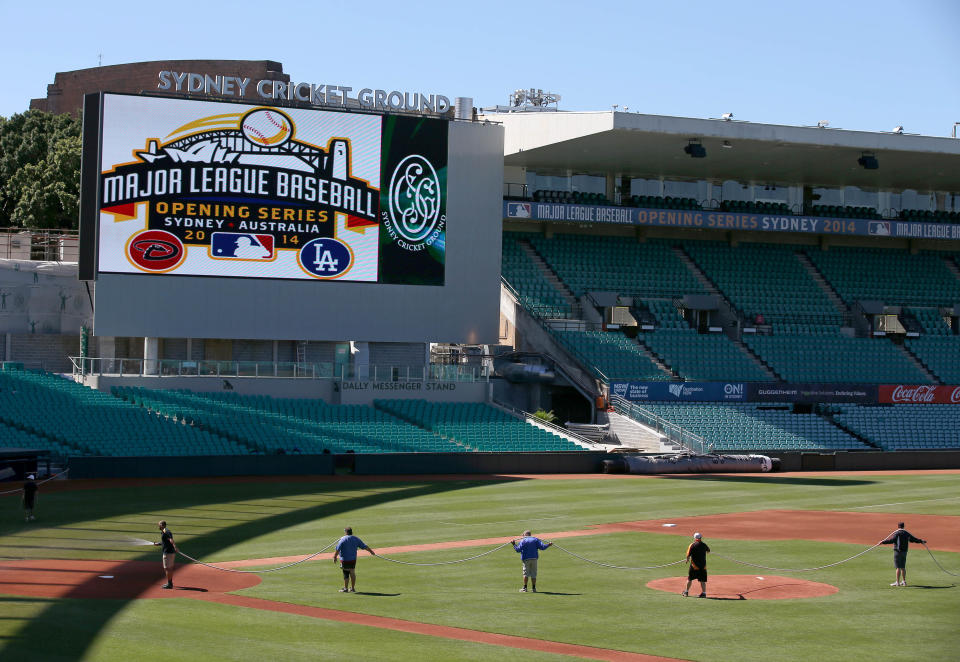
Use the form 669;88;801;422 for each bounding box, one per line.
0;110;82;229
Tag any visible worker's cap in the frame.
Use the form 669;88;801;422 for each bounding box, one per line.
693;532;702;539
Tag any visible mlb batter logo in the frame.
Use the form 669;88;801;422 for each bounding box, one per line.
507;202;532;218
210;233;275;260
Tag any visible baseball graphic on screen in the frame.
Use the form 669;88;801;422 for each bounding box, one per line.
241;108;293;147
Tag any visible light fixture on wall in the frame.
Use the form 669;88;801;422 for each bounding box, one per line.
684;139;706;158
858;153;879;170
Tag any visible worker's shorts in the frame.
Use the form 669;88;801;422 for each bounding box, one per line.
162;553;176;570
688;566;707;582
522;558;538;579
893;551;907;569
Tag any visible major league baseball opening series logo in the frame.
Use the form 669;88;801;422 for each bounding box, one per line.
99;100;384;280
96;95;450;285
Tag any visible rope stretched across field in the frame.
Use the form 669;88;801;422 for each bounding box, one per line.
712;529;903;573
921;543;960;577
551;543;687;570
713;542;885;573
0;468;70;496
176;539;339;574
374;542;512;566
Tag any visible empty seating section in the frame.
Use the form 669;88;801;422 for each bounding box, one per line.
374;399;581;451
905;336;960;383
642;299;687;329
810;205;880;219
684;242;843;333
720;200;791;215
530;234;705;299
552;330;670;381
641;330;770;381
908;307;952;335
899;209;960;224
501;234;571;318
743;335;929;383
629;195;700;210
0;420;71;457
0;370;239;457
639;402;868;451
831;404;960;450
533;190;609;205
805;247;960;307
115;388;457;454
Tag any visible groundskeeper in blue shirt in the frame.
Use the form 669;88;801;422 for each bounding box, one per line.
513;535;552;560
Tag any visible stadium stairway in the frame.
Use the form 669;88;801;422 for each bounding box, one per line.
518;237;580;316
795;251;850;319
896;343;940;383
604;410;664;452
630;337;679;380
671;245;739;334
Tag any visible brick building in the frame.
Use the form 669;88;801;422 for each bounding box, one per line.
30;59;288;116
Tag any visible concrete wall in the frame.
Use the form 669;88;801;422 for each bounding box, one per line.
86;375;336;401
67;451;610;479
336;380;488;405
63;449;960;479
753;450;960;472
68;453;334;479
31;60;288;117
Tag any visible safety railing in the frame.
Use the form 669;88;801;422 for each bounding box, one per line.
70;357;491;382
610;395;708;454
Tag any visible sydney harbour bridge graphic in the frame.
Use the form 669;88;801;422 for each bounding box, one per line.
133;107;353;179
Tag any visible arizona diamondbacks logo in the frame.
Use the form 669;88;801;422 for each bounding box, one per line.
386;155;445;250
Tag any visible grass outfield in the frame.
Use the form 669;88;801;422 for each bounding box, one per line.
0;472;957;661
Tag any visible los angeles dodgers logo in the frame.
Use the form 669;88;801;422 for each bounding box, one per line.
297;237;353;279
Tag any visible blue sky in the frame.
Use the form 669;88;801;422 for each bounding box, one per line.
3;0;959;136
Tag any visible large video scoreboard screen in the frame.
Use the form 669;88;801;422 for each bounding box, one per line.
93;94;446;285
79;94;504;343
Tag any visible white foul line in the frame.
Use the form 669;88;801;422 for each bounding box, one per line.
848;496;960;510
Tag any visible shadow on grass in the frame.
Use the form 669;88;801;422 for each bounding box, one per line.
530;591;580;596
0;477;520;660
352;591;401;596
902;584;956;589
656;475;876;487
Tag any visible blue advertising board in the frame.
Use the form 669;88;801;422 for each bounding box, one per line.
610;381;748;402
504;201;960;243
610;380;877;404
747;383;877;404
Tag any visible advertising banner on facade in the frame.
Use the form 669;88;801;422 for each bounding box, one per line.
504;201;960;243
610;381;878;403
610;381;748;402
879;384;960;404
748;383;877;403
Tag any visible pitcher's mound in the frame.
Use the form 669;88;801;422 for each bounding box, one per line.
647;575;837;600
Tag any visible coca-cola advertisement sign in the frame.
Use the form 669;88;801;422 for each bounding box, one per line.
879;384;960;404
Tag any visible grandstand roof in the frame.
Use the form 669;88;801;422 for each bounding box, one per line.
483;111;960;191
